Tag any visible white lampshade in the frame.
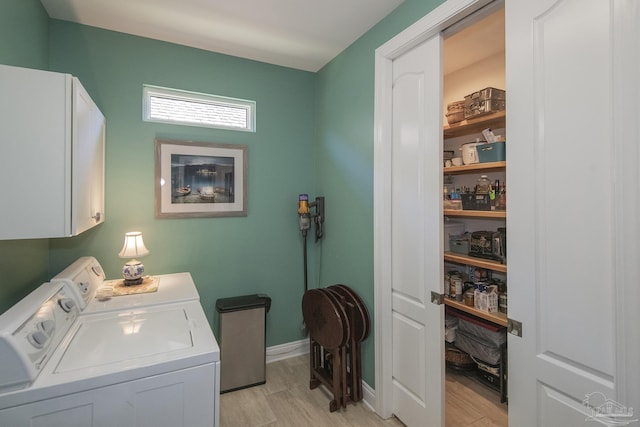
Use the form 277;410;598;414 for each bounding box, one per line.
118;231;150;259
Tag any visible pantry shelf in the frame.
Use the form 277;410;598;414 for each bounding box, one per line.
444;252;507;273
443;110;506;138
444;210;506;219
443;161;506;175
444;299;508;327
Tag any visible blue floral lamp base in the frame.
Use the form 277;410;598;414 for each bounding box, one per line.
122;259;145;286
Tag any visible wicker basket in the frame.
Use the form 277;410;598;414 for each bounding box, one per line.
445;346;475;370
445;100;465;125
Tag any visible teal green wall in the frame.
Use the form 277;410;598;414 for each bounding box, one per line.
315;0;445;385
0;0;447;388
0;0;49;69
0;0;51;313
46;21;316;345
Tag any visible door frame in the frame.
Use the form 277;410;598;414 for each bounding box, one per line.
373;0;493;418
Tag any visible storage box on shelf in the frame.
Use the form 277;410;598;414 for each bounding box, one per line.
463;87;506;120
474;287;499;313
477;141;506;163
449;233;470;255
461;193;492;211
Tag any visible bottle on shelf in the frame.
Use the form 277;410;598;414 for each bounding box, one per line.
496;184;506;211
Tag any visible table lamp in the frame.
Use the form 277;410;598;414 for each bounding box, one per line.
118;231;150;285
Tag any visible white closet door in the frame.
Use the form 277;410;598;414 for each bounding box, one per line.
506;0;640;425
386;34;444;427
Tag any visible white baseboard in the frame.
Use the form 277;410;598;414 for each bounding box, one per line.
361;381;376;411
266;338;309;364
266;339;378;412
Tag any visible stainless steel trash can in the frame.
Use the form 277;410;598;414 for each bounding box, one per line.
216;294;271;393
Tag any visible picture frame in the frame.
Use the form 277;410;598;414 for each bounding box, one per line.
155;138;248;218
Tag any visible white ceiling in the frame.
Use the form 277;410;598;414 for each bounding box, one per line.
39;0;405;72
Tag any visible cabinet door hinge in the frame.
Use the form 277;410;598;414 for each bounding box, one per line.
431;291;444;305
507;318;523;337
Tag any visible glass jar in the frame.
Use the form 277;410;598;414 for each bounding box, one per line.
476;175;491;194
464;290;475;307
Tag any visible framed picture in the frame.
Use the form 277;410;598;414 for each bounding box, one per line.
155;139;248;218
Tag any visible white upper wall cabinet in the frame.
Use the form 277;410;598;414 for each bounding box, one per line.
0;65;105;240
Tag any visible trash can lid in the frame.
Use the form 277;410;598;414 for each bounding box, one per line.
216;294;271;313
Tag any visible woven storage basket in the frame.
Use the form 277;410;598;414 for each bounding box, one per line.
445;346;475;370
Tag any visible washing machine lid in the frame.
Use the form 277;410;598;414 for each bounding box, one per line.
52;300;219;379
56;307;191;373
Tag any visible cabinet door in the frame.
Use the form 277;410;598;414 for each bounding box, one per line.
0;364;216;427
0;65;71;239
506;0;640;425
72;78;105;235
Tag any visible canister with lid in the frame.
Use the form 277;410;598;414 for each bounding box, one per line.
449;275;463;301
476;175;492;194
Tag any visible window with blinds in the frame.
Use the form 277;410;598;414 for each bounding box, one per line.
143;85;255;132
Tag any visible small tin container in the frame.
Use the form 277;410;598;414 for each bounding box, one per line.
450;275;463;301
498;292;508;313
463;290;474;307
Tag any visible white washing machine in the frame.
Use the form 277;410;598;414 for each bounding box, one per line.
0;258;220;427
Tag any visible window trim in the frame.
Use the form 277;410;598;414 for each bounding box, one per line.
142;84;256;132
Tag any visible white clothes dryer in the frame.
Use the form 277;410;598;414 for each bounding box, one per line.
50;256;201;314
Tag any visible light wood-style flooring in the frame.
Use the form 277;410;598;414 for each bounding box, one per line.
445;368;508;427
220;354;507;427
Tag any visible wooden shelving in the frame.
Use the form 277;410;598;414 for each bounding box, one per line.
444;252;507;273
443;108;508;334
443;110;506;138
444;298;508;327
444;161;506;175
444;209;506;219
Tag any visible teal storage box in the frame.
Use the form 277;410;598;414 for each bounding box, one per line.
477;142;506;163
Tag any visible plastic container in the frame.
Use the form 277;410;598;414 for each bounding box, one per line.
449;233;470;255
461;193;491;211
477;142;506;163
444;220;465;251
460;142;479;165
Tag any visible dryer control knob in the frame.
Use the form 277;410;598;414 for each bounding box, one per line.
28;330;48;349
58;298;76;313
38;319;56;336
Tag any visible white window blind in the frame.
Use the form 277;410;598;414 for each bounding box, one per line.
143;85;255;132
